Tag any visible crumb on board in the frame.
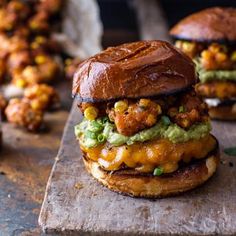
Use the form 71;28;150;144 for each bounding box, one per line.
74;183;83;190
220;160;227;165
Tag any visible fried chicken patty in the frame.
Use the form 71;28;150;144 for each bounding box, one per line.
108;99;162;136
168;91;208;128
80;90;209;136
196;81;236;99
175;41;236;71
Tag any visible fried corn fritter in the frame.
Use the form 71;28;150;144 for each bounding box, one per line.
5;98;43;131
0;0;64;132
79;90;209;137
196;81;236;99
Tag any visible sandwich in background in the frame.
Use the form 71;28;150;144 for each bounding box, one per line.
170;7;236;120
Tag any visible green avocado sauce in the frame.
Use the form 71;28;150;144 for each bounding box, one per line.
74;116;211;148
194;59;236;83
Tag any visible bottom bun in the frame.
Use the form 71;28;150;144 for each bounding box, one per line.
208;104;236;120
83;146;219;198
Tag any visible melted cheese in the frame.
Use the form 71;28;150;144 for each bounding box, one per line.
80;135;216;173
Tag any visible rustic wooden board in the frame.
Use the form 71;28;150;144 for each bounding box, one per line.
0;81;72;235
39;101;236;235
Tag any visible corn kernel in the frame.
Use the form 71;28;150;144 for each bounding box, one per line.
114;100;128;113
231;51;236;61
35;36;46;44
31;100;41;111
139;98;150;108
35;55;46;64
182;41;194;52
65;58;72;66
209;44;220;53
201;50;211;60
40;94;49;103
84;106;98;120
30;22;38;30
155;104;162;114
15;78;27;88
146;114;156;125
180;119;190;128
31;42;39;49
175;40;182;48
216;52;227;62
23;66;37;78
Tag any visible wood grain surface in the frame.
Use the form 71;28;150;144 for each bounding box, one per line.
0;81;72;235
39;101;236;235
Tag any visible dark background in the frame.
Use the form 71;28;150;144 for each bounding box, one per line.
160;0;236;26
97;0;139;47
97;0;236;46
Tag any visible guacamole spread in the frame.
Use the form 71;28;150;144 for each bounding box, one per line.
194;59;236;83
75;117;211;148
199;70;236;83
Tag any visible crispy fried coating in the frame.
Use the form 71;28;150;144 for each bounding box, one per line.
7;50;32;72
175;40;203;58
0;0;63;133
36;0;62;15
11;54;60;87
168;91;208;128
196;81;236;99
24;83;60;111
5;98;43;131
0;34;29;58
175;41;236;70
108;99;162;136
200;43;233;70
30;35;60;54
28;11;49;33
0;0;30;31
80;91;209;134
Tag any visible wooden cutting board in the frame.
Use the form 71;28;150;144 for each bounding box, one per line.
0;80;72;235
39;101;236;235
